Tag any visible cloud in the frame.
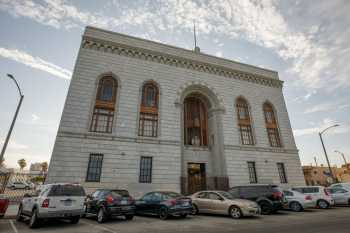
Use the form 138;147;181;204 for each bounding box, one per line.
0;47;72;79
0;139;28;150
1;0;349;91
293;118;349;137
31;114;40;122
304;101;350;114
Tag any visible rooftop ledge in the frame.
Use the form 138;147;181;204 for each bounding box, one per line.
83;26;279;81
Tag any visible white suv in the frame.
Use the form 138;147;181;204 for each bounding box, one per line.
16;183;86;228
292;186;334;209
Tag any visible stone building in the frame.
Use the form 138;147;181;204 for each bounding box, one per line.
46;26;305;196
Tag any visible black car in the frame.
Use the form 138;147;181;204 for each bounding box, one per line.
84;189;135;223
135;191;193;220
228;184;286;214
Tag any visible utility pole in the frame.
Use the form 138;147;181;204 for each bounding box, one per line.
319;124;339;184
0;74;24;162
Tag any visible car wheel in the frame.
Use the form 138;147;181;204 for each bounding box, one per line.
290;202;303;212
97;208;107;223
318;200;329;209
229;206;242;219
259;202;273;215
191;204;199;215
29;208;40;229
125;215;134;220
159;207;169;220
16;205;24;222
70;216;80;224
180;213;188;218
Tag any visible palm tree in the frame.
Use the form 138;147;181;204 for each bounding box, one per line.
41;162;48;173
18;158;27;171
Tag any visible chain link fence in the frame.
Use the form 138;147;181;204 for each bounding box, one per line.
0;169;46;204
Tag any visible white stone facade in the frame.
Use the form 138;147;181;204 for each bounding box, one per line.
46;26;305;197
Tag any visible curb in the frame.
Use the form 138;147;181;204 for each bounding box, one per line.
3;215;16;219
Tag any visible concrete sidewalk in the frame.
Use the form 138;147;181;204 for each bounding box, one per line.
4;204;18;219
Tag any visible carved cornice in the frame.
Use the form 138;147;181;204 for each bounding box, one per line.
82;36;284;88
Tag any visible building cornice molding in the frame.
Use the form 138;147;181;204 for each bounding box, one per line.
224;144;299;154
58;131;297;154
82;36;284;88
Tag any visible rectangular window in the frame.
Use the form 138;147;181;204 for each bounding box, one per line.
90;108;114;133
86;154;103;182
239;125;254;145
267;128;281;147
277;163;287;183
247;162;257;183
139;156;152;183
138;113;158;137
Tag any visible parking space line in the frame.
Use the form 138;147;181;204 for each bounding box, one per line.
9;220;18;233
81;219;117;233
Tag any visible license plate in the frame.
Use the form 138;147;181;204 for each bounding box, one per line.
121;206;130;210
121;200;128;205
64;201;72;206
181;202;189;207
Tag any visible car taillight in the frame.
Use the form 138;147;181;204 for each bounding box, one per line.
128;197;135;204
106;195;114;204
42;199;50;208
166;199;177;206
324;189;330;196
305;195;312;200
272;191;283;200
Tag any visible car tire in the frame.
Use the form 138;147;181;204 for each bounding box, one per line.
125;215;134;220
290;202;303;212
159;207;169;220
180;213;188;218
29;208;40;229
70;216;80;224
229;205;242;219
16;205;24;222
259;202;273;215
97;208;107;223
191;204;199;215
317;200;329;209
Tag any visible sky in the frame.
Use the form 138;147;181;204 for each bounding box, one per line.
0;0;349;170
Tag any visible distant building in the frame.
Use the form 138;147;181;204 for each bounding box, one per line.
303;164;350;186
29;163;42;172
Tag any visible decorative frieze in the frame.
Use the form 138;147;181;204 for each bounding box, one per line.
82;37;284;88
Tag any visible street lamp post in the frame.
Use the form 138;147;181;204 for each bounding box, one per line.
0;74;24;162
319;124;339;184
335;150;348;165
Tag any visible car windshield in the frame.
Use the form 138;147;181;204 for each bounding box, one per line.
111;190;130;198
162;192;182;199
218;191;235;200
48;184;86;196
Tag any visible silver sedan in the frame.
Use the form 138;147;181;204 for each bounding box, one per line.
190;190;260;219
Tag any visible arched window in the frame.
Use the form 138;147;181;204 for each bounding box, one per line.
184;96;208;146
90;76;117;133
236;97;254;145
263;102;281;147
138;82;159;137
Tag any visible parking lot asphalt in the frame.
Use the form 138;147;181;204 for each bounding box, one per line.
1;207;350;233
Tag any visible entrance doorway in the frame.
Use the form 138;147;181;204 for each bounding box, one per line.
187;163;206;194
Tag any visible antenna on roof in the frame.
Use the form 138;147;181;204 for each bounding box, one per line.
193;20;200;53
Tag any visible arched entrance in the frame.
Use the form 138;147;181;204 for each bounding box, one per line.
179;84;228;194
